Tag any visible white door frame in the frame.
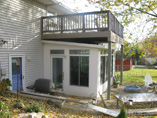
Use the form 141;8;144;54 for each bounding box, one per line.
9;54;25;91
51;55;65;91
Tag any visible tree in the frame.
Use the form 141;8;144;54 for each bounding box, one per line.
87;0;156;60
89;0;156;25
142;35;157;60
133;43;145;64
88;0;156;41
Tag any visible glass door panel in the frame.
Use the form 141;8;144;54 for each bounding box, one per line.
52;58;63;89
12;57;22;91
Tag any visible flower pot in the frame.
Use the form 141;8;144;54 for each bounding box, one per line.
113;84;119;88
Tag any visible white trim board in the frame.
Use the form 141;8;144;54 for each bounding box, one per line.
42;40;108;49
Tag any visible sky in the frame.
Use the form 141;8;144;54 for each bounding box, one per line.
57;0;99;12
56;0;156;43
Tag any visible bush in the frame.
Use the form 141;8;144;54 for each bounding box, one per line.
2;79;12;87
0;82;8;95
0;101;10;118
117;104;127;118
25;103;44;113
47;99;53;105
0;79;12;95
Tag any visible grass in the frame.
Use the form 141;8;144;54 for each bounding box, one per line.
116;68;157;87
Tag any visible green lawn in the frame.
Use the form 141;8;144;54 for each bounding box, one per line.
116;68;157;87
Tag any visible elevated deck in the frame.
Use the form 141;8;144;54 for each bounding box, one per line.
41;11;123;44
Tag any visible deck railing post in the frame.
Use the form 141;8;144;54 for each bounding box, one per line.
83;14;85;32
41;17;43;35
121;25;123;38
107;11;110;31
114;16;116;33
61;17;63;33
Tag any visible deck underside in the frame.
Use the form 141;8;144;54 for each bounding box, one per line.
42;31;123;45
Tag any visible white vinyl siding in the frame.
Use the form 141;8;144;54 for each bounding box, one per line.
0;0;47;90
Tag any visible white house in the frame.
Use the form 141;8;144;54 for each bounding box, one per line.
0;0;123;98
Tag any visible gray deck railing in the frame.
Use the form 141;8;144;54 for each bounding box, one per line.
41;11;123;38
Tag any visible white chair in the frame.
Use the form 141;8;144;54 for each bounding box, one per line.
144;74;156;90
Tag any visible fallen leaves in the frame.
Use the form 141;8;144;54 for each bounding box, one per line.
1;93;104;118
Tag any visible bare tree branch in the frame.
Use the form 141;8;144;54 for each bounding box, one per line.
148;6;157;16
136;9;157;17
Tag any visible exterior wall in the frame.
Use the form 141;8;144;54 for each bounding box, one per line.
0;0;47;90
44;43;99;97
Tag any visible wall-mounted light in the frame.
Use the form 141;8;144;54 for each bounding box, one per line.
26;57;31;62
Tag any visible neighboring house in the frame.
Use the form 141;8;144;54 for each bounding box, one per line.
0;0;123;98
116;54;133;71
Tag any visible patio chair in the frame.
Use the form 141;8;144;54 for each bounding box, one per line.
144;74;156;90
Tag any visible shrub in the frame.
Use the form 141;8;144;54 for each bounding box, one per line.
47;99;53;105
0;79;12;95
25;103;44;113
0;82;8;95
117;104;127;118
2;79;12;86
0;101;10;118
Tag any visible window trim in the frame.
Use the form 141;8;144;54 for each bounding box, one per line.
70;56;89;87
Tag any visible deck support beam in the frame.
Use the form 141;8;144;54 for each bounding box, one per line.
120;45;123;85
107;41;112;100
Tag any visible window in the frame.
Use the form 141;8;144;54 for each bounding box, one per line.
100;56;106;84
105;55;113;80
70;56;89;87
106;57;108;81
70;50;90;55
50;50;64;54
101;50;108;55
